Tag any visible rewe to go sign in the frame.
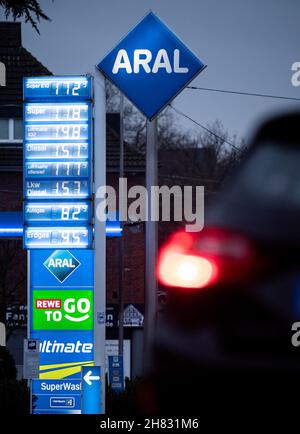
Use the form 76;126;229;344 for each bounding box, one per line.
98;11;206;120
33;290;93;330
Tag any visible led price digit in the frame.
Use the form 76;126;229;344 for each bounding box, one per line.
61;205;82;221
62;181;70;195
60;230;81;245
60;145;70;157
73;206;81;220
63;162;70;176
72;162;79;176
52;80;87;96
55;106;83;120
68;106;81;120
74;143;86;157
51;181;87;197
56;144;87;158
55;125;81;139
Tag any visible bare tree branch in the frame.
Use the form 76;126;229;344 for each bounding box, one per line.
0;0;52;33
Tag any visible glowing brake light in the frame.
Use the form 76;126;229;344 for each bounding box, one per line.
158;251;217;289
157;228;260;290
157;231;218;289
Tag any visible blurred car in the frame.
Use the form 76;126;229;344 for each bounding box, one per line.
146;112;300;418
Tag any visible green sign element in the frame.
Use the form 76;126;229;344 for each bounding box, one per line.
33;290;93;330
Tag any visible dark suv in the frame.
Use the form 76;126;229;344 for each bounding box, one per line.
150;112;300;420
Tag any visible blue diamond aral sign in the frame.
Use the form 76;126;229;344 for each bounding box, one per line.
97;11;206;120
43;250;81;283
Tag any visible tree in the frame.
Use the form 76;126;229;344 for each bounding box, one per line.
0;0;51;33
106;81;199;152
106;80;245;172
107;81;246;248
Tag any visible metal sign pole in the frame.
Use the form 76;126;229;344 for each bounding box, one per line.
93;68;106;413
143;118;158;374
27;250;31;414
118;92;125;358
97;11;206;377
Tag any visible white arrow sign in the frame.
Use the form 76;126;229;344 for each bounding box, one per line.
83;369;100;386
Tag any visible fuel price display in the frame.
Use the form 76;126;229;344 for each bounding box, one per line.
25;123;89;141
24;227;91;249
25;103;90;122
23;76;93;249
25;180;90;199
24;203;90;223
24;76;92;100
25;143;89;160
25;162;89;178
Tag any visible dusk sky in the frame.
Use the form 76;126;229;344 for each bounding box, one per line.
2;0;300;142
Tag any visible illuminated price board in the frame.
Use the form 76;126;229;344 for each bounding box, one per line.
24;76;96;413
25;162;89;178
23;75;93;249
25;123;90;141
25;180;90;199
24;203;90;223
25;143;89;160
24;103;90;122
24;76;92;100
24;227;92;249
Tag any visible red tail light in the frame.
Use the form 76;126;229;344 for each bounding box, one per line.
157;228;260;290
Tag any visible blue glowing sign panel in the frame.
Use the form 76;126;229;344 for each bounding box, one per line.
23;76;93;249
25;143;89;160
30;249;94;380
24;76;92;100
25;180;90;199
31;330;94;379
32;379;82;414
25;123;90;141
97;12;206;120
108;355;124;392
25;161;89;178
81;366;101;414
25;103;90;122
24;227;91;249
30;249;94;287
24;203;90;223
25;77;96;416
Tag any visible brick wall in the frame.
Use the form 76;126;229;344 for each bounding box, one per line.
106;173;145;305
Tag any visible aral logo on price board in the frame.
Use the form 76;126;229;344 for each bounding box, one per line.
33;290;93;330
43;250;81;283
